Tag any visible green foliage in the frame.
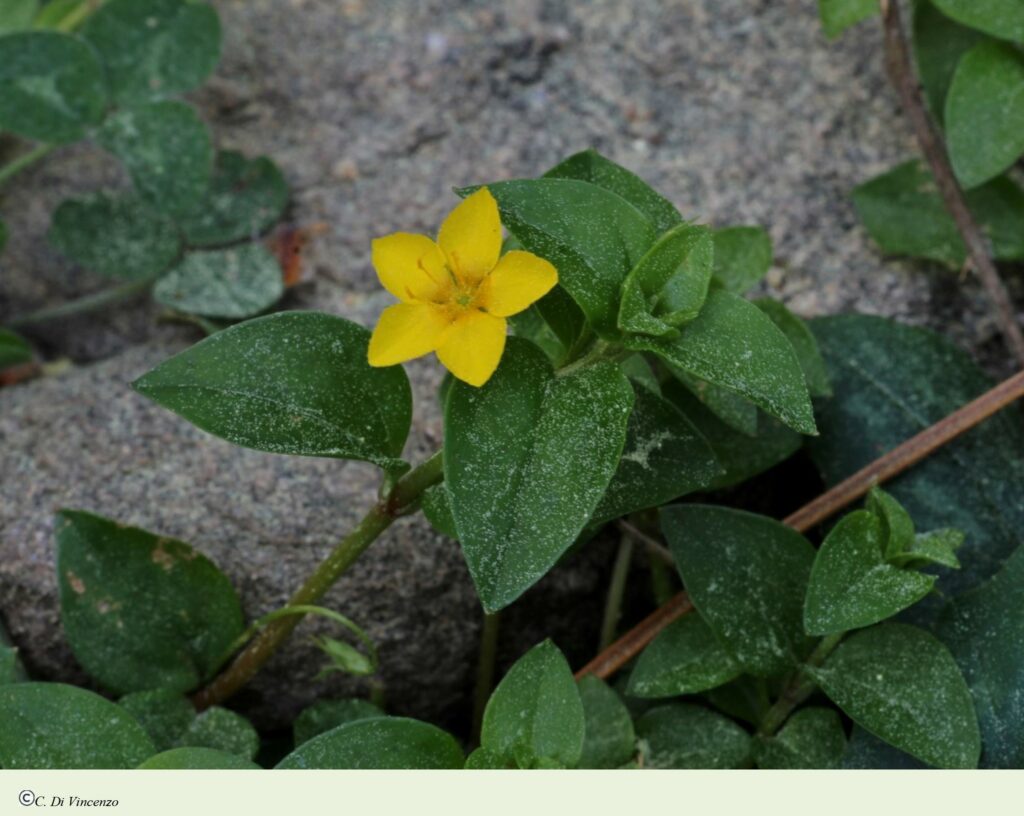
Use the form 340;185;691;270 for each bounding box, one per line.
276;718;464;770
662;505;815;677
0;683;156;769
179;707;259;760
133;312;413;470
626;614;741;698
0;622;28;684
479;641;584;769
81;0;221;107
56;510;244;695
137;747;260;770
118;690;195;751
577;676;636;769
809;624;981;768
945;42;1024;189
753;299;832;398
711;226;772;294
635;704;751;769
754;707;846;769
153;245;284;319
0;0;38;34
818;0;878;39
445;340;633;611
0;327;33;369
931;0;1024;42
49;193;182;280
913;0;989;121
293;699;384;747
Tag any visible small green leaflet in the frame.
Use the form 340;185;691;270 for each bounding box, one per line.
931;0;1024;42
865;486;915;559
913;0;990;122
890;529;963;569
577;676;636;769
712;226;772;294
293;699;384;747
753;299;832;398
818;0;878;38
133;312;412;470
118;690;195;751
178;707;259;760
754;707;846;769
635;704;751;769
0;327;33;370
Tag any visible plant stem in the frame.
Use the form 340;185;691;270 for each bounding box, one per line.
757;634;844;737
599;535;634;651
576;367;1024;681
7;275;159;329
880;0;1024;366
192;451;445;711
471;612;501;744
0;144;54;189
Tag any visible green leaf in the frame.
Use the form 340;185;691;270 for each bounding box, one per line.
293;699;384;747
661;377;802;490
421;484;457;539
913;0;990;121
179;707;259;760
627;613;742;698
662;505;815;677
852;160;1024;265
464;747;511;769
635;704;751;769
49;193;181;280
627;289;816;435
809;623;980;769
577;675;636;769
138;747;260;769
445;340;633;611
153;244;284;319
0;0;38;33
0;327;33;369
0;683;156;768
618;223;713;337
669;368;759;435
0;30;106;143
98;100;213;218
865;486;915;559
753;299;832;397
481;640;585;769
938;545;1024;767
946;42;1024;189
931;0;1024;42
841;726;927;768
711;226;772;294
543;149;682;234
533;286;588;357
276;717;464;769
471;178;657;337
754;707;846;769
591;380;720;525
118;689;194;751
178;151;289;246
0;622;28;684
56;509;244;695
809;315;1024;612
818;0;878;38
890;529;963;569
133;312;412;470
81;0;221;106
803;511;935;636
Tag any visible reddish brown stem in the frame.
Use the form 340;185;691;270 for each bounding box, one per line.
576;367;1024;681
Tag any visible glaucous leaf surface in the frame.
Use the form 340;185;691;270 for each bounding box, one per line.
913;0;989;121
627;289;816;435
532;286;588;358
134;312;412;470
0;683;156;769
591;381;720;525
445;340;633;611
0;327;33;370
841;726;927;769
421;484;457;539
931;0;1024;42
890;529;963;569
852;160;1024;265
98;101;213;218
464;747;510;769
480;641;585;769
293;699;384;747
627;613;741;698
711;226;772;294
0;30;106;143
577;676;636;769
138;747;260;769
56;510;244;695
635;704;751;769
472;179;657;337
753;299;832;397
179;707;259;760
945;42;1024;189
81;0;221;106
754;707;846;769
818;0;878;38
865;486;916;559
543;148;683;234
803;511;935;636
276;717;463;770
49;193;181;280
662;505;816;677
938;545;1024;767
153;244;284;319
178;151;289;246
118;689;195;751
668;367;759;436
810;315;1024;614
810;623;981;769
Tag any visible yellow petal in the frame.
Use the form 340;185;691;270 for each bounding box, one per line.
437;187;502;283
436;309;507;387
368;302;449;367
371;233;449;302
482;250;558;317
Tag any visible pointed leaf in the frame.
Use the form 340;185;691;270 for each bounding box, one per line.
712;226;772;293
818;0;878;38
635;704;751;769
890;529;963;569
913;0;989;121
931;0;1024;42
753;298;831;397
754;707;846;769
577;676;636;769
865;486;915;559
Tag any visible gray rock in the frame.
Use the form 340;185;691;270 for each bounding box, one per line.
0;332;613;730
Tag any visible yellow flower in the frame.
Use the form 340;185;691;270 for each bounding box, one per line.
367;187;558;387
